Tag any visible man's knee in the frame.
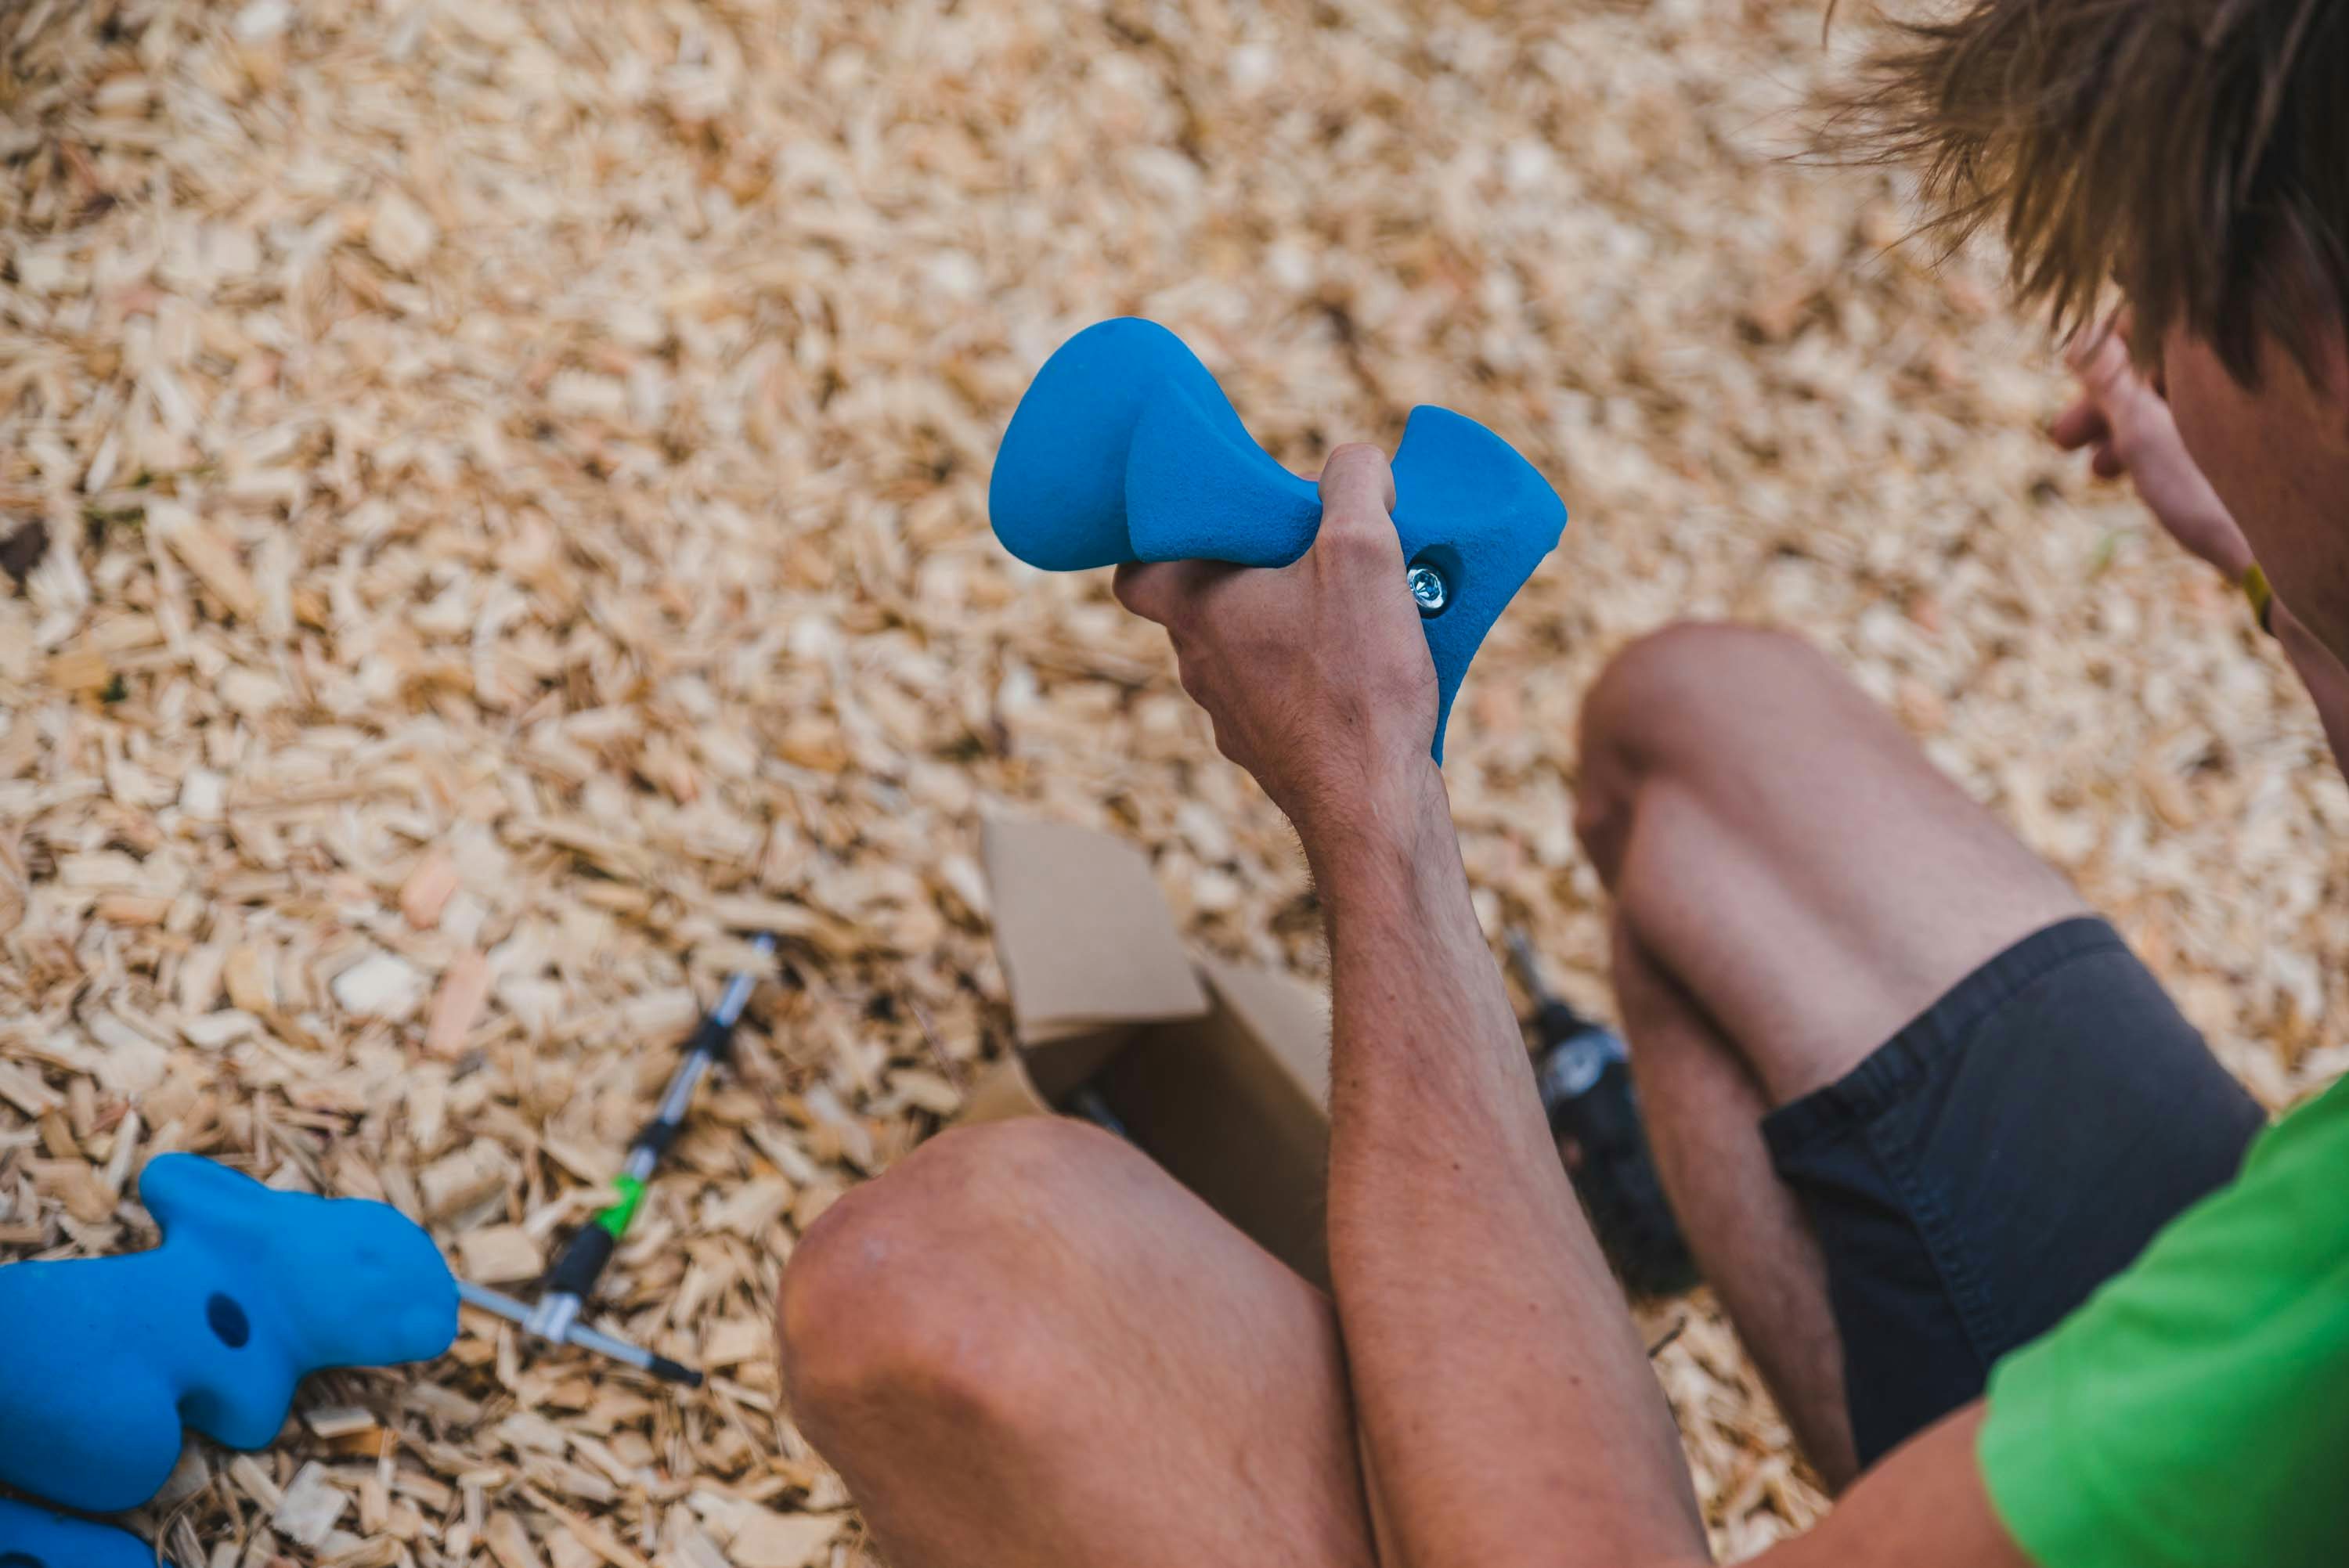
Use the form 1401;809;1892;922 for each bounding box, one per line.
1575;622;1826;877
777;1116;1131;1452
1578;621;1828;771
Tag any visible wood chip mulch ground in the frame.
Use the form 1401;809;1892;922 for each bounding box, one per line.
5;0;2344;1564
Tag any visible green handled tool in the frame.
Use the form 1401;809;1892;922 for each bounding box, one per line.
457;935;775;1386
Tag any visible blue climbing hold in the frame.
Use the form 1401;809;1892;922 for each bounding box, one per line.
0;1154;457;1514
0;1498;164;1568
989;318;1568;759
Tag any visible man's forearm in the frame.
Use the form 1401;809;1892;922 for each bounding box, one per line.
1307;762;1706;1568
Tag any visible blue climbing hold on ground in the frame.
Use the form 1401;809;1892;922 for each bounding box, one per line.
0;1498;165;1568
0;1154;457;1514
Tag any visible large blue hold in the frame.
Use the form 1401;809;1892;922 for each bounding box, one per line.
0;1154;457;1514
0;1498;167;1568
989;318;1568;759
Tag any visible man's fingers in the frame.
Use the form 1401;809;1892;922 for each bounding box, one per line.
2064;319;2113;374
1113;561;1183;626
2065;305;2132;371
2051;396;2110;452
2066;318;2179;477
2071;326;2137;397
2069;322;2167;445
1113;558;1237;629
1120;443;1398;633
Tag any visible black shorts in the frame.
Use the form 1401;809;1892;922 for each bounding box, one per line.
1762;915;2267;1469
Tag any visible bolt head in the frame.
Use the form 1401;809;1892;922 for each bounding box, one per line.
1407;563;1449;614
1539;1036;1612;1101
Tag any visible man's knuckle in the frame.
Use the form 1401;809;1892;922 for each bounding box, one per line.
1322;517;1395;563
1112;565;1157;617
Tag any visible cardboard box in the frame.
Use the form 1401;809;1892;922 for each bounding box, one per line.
958;815;1335;1287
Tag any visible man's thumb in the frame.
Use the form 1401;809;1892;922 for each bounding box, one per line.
1316;443;1397;529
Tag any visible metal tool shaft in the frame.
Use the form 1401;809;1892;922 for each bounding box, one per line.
506;936;775;1382
457;1281;702;1385
1505;928;1557;1010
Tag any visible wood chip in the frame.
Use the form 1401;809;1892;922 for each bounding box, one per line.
369;189;438;273
303;1406;383;1440
150;505;262;622
456;1224;543;1285
420;1143;517;1220
275;1462;352;1550
331;951;428;1022
224;945;278;1015
484;1512;543;1568
427;950;495;1058
727;1512;845;1568
401;849;461;929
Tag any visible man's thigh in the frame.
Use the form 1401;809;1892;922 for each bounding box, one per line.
1579;623;2265;1466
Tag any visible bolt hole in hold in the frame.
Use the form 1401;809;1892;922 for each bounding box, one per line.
1405;545;1461;618
207;1292;251;1349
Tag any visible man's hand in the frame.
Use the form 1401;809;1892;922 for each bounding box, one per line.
2053;315;2253;576
2055;314;2349;781
1113;444;1440;847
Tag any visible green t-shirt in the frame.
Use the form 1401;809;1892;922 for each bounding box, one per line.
1978;1075;2349;1568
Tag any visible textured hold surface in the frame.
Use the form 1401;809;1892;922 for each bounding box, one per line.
993;319;1567;756
0;1155;456;1513
994;318;1322;571
4;0;2346;1563
0;1497;163;1568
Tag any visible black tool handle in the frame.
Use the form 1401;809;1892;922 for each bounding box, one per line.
543;1222;619;1301
651;1356;705;1388
1530;997;1602;1052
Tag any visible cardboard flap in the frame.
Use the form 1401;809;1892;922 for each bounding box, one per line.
955;1054;1055;1125
981;815;1209;1044
1195;956;1331;1109
1092;960;1334;1287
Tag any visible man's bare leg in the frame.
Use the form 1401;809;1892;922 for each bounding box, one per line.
1611;917;1858;1483
1575;623;2087;1489
779;622;2091;1552
777;1117;1377;1568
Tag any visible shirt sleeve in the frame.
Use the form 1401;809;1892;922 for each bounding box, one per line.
1976;1079;2349;1568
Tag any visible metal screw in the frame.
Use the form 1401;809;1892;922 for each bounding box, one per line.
1539;1035;1614;1101
1406;563;1449;615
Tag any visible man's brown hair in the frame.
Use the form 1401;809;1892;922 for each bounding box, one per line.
1835;0;2347;383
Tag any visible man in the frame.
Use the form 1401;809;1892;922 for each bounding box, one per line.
774;1;2347;1563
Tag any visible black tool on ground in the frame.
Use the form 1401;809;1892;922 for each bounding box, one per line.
1506;931;1701;1299
456;934;775;1386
